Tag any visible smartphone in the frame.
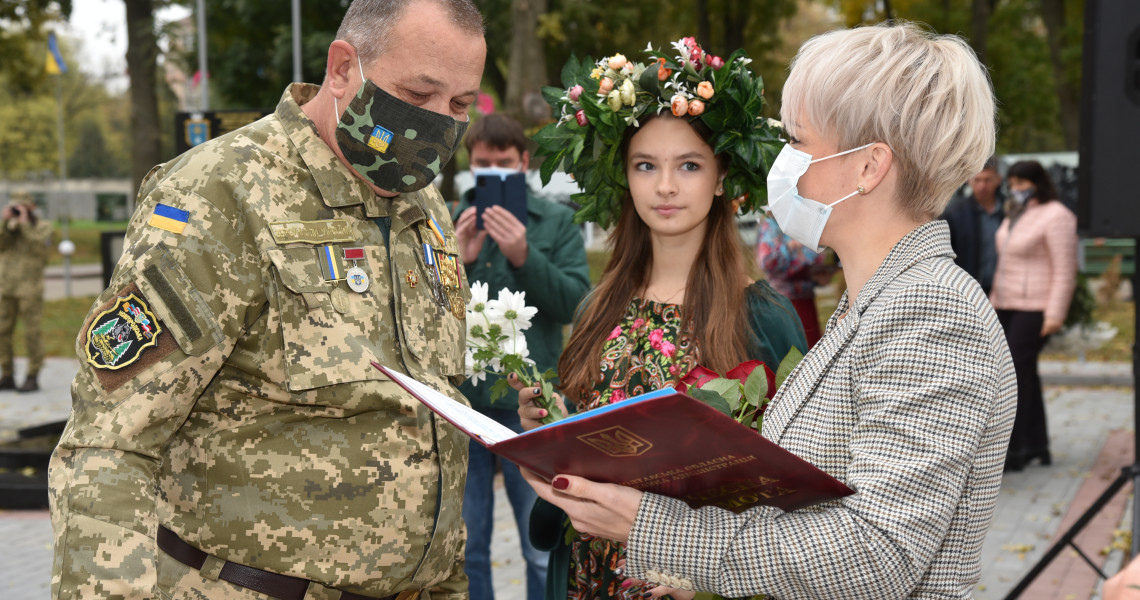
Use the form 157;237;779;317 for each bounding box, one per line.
473;171;527;230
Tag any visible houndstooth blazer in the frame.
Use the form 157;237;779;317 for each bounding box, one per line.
626;220;1017;599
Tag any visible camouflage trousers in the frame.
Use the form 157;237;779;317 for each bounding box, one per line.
0;294;44;377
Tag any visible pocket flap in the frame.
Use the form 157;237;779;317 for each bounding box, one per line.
264;247;327;294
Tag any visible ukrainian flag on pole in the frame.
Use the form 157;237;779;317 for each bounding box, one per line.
45;31;67;75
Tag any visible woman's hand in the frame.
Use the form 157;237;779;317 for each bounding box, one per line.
518;471;644;543
1041;318;1064;337
509;372;566;431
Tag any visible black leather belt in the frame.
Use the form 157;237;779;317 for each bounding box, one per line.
158;525;400;600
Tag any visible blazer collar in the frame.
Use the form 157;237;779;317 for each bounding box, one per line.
762;220;954;443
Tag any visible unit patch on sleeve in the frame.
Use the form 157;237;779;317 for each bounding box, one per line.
84;292;163;370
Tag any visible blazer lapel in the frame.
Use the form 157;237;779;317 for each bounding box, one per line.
763;296;859;444
762;221;954;444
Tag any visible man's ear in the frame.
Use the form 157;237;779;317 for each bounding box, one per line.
520;150;531;171
858;142;892;194
326;40;359;106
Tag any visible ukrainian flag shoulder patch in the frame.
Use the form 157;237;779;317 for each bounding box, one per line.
148;203;190;234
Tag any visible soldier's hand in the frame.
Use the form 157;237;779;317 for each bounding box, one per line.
482;205;528;268
1;205;15;221
455;207;487;264
509;372;565;431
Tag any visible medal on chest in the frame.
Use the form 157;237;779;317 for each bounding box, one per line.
342;247;370;293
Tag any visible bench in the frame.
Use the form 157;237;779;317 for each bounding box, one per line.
1079;238;1136;277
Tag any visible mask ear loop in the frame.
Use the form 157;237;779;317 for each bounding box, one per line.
808;141;875;165
333;53;369;117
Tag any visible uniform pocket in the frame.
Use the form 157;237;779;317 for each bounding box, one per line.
265;245;399;392
390;238;466;378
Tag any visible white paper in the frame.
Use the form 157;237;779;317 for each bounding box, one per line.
384;368;519;445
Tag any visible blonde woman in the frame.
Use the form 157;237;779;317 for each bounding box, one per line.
517;22;1016;599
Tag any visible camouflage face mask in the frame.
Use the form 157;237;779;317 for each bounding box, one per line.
335;57;468;194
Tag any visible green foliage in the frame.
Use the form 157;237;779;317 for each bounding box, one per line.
1064;273;1096;329
775;346;802;388
183;0;349;109
0;0;72;92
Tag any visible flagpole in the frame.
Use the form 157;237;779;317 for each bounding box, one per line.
52;40;71;298
196;0;209;111
292;0;302;83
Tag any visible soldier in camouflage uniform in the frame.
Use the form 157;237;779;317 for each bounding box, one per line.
48;1;485;599
0;191;54;392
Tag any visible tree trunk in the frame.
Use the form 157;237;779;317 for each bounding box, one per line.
124;0;161;197
697;0;711;53
970;0;989;66
505;0;549;130
1039;0;1080;149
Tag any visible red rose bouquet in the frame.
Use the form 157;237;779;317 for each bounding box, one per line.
675;348;804;434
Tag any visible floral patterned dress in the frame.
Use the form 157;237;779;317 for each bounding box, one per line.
567;296;698;600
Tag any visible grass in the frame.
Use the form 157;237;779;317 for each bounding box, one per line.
46;220;130;266
10;295;96;359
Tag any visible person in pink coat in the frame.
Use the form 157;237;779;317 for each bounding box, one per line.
989;159;1078;471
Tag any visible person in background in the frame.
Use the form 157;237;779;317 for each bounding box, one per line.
517;22;1015;599
452;113;591;600
990;159;1078;471
941;156;1005;294
0;191;53;392
755;215;836;347
48;0;485;597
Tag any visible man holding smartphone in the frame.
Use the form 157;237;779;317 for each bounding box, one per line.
452;113;590;600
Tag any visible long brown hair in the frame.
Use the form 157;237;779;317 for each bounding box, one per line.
558;115;752;399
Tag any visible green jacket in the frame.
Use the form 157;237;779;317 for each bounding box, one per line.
453;187;591;412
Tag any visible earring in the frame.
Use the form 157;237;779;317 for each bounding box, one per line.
716;185;725;196
857;186;866;194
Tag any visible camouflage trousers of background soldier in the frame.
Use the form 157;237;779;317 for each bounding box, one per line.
0;294;44;391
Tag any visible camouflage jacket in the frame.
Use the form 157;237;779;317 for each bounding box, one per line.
49;84;471;600
0;215;53;298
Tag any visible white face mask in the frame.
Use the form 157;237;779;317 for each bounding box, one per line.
765;142;873;252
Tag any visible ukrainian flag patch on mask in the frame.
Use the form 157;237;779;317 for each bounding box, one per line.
367;125;393;153
148;203;190;234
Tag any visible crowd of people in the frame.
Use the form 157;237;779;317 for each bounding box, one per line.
20;0;1102;599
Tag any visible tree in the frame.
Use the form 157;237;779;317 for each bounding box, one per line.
1037;0;1082;149
0;0;72;92
125;0;162;195
187;1;349;110
505;0;549;129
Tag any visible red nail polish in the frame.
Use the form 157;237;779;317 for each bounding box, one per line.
552;477;569;490
538;409;548;417
621;580;634;589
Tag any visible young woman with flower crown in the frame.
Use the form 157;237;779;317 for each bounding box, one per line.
518;38;808;600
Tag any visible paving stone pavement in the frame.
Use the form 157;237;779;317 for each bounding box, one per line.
0;357;1134;600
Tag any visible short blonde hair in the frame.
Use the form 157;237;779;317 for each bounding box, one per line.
781;22;996;220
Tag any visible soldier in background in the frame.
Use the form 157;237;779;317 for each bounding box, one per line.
48;1;485;598
0;191;53;392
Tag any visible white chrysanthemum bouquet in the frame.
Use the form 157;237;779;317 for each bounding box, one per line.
465;282;564;424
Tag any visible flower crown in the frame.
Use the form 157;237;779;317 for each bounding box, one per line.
533;37;784;229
